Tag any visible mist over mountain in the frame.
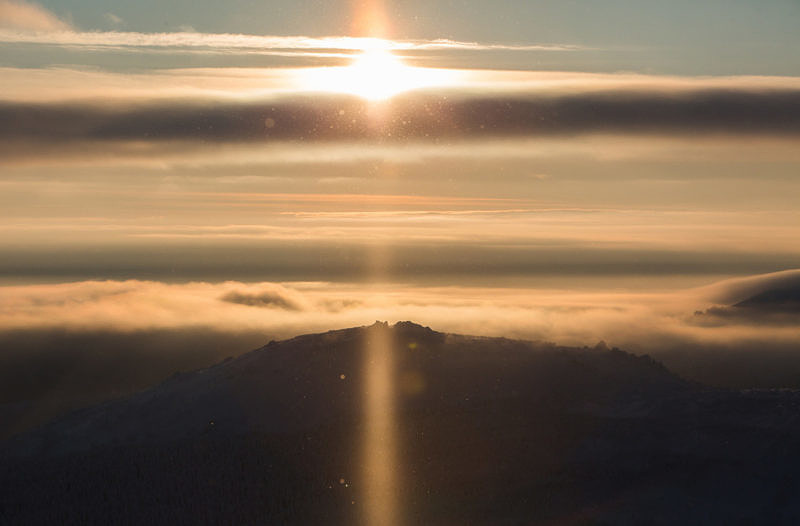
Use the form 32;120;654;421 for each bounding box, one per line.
629;272;800;388
4;322;800;525
735;287;800;311
695;270;800;322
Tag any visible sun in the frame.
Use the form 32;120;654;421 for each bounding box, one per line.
344;48;412;100
297;46;458;100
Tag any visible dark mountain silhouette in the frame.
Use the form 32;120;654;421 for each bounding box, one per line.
734;285;800;312
3;322;800;525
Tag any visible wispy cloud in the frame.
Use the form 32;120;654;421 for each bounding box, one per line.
697;269;800;305
3;65;800;104
0;28;581;54
4;133;800;169
102;13;124;28
0;0;70;32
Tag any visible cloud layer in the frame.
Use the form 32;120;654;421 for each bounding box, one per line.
3;88;800;147
2;273;799;344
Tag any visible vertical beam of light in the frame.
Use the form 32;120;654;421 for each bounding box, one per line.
361;323;400;526
350;0;390;38
351;1;399;521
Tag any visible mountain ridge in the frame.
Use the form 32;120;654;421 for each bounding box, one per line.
3;321;687;459
4;322;800;525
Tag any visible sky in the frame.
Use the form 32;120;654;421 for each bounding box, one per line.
1;0;799;389
8;0;800;74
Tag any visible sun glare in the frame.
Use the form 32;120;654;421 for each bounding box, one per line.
297;46;458;100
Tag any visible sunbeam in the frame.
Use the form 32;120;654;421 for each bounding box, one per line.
361;322;401;526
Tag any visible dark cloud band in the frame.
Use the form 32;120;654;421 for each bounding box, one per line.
3;89;800;143
1;241;797;283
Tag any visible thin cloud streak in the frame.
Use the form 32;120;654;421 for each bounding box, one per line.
6;67;800;103
2;203;798;248
0;29;582;53
4;134;800;168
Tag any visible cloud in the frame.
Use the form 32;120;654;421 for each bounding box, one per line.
103;13;123;28
3;132;800;170
3;64;800;104
697;269;800;305
408;39;583;52
0;29;581;53
694;306;800;326
220;285;308;311
692;270;800;326
1;239;797;284
2;88;800;147
0;0;70;32
1;274;798;346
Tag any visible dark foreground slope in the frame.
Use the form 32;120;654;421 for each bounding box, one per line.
3;322;800;525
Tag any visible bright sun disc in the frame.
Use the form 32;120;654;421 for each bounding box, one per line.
298;48;457;100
